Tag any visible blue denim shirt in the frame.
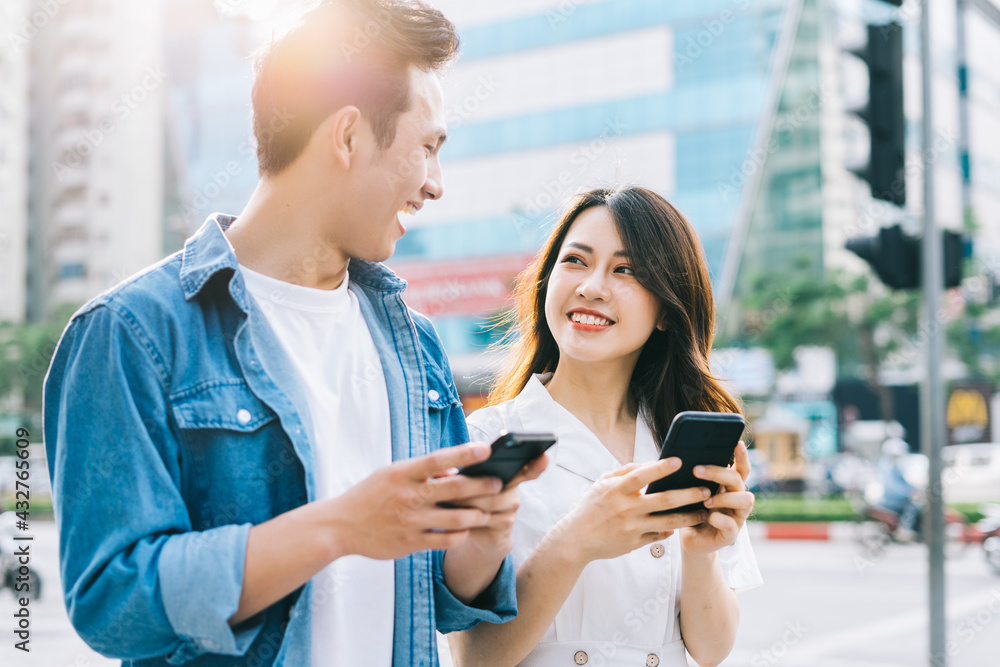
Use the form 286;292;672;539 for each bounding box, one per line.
43;214;516;666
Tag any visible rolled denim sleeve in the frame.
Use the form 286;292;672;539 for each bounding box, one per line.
43;304;261;662
432;400;518;633
433;550;518;633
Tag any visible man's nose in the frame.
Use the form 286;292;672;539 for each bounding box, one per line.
423;156;444;201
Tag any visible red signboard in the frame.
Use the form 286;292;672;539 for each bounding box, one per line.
390;253;537;316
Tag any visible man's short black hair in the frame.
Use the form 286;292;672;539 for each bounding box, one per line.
251;0;459;176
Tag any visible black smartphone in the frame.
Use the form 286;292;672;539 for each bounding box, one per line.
644;411;746;514
458;432;557;486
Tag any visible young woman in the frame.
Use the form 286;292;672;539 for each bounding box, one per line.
449;186;762;667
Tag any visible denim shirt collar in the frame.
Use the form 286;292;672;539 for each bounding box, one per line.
179;213;407;304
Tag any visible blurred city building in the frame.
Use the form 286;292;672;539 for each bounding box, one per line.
401;0;823;395
0;0;30;323
1;0;999;413
21;0;167;321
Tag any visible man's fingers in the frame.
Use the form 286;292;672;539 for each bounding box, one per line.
442;489;517;514
408;443;491;479
417;530;471;551
618;457;681;493
408;507;490;532
426;473;501;503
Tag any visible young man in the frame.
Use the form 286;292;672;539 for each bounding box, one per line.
43;2;544;665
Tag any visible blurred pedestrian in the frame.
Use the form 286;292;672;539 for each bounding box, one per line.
448;187;762;667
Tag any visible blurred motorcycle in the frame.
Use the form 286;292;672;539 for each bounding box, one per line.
0;510;42;600
858;481;970;554
973;504;1000;576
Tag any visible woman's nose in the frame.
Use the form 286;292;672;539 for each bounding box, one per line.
577;271;610;300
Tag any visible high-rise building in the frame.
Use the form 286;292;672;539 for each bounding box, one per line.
0;0;31;322
388;0;1000;396
26;0;167;320
397;0;822;389
164;0;268;240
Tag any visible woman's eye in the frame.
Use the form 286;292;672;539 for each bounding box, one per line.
560;255;584;265
615;265;634;275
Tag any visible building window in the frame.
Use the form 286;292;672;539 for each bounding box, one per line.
57;263;87;280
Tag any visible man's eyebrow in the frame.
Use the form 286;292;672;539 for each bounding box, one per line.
565;242;629;257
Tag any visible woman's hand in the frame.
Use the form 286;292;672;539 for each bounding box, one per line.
546;457;708;565
679;440;755;555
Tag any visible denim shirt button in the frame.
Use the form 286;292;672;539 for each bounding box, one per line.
427;389;440;401
237;409;252;425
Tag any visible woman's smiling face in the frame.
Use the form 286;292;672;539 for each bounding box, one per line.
543;205;662;368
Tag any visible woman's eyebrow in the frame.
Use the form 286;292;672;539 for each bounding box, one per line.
565;242;629;257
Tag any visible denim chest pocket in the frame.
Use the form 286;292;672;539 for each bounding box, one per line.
423;362;463;453
170;379;302;528
425;366;461;411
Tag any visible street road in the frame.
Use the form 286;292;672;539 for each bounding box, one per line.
3;520;998;666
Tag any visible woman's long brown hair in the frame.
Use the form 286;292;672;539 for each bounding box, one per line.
487;186;742;446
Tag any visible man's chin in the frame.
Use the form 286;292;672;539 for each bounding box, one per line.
354;242;396;264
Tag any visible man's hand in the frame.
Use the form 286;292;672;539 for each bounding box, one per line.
443;452;550;554
327;443;508;560
440;449;549;603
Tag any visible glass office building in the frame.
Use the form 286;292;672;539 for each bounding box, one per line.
388;0;827;391
155;0;1000;397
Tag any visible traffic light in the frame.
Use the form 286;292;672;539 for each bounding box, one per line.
846;226;966;289
848;18;906;206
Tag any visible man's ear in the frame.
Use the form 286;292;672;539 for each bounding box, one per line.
329;105;362;170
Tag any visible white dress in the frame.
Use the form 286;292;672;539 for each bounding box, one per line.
467;374;763;667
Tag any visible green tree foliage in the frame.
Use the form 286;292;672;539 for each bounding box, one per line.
720;263;920;421
0;306;78;455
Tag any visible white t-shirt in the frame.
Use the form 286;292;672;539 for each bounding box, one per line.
467;373;763;667
240;264;394;667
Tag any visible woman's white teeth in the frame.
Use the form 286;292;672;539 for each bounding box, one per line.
400;203;417;215
571;313;611;326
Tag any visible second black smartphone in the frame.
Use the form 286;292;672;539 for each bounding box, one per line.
459;431;557;486
645;411;746;514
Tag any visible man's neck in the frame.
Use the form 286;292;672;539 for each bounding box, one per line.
227;178;351;291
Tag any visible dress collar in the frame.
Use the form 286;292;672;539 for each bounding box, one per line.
513;374;659;482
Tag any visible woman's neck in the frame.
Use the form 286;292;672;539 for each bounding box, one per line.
543;359;638;433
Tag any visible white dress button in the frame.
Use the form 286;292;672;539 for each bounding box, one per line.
650;543;664;558
427;389;440;401
237;409;252;424
646;653;660;667
574;650;588;664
